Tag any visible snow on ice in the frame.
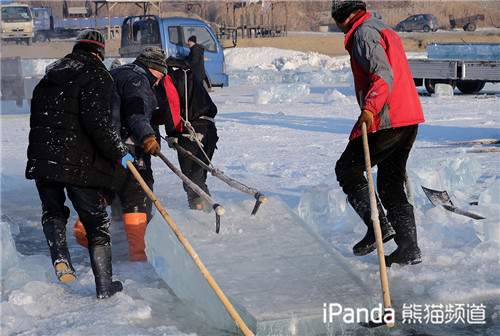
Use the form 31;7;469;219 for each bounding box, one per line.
1;47;499;335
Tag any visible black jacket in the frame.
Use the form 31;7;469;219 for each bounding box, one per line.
187;43;208;85
26;50;128;189
166;58;217;125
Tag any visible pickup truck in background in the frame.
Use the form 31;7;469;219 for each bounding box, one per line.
119;15;229;87
409;43;500;94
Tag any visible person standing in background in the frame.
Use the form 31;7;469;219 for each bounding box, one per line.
187;35;211;92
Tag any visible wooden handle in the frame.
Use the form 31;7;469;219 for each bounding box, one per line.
360;124;394;328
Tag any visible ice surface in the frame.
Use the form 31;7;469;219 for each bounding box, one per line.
433;83;454;97
145;196;374;335
427;43;500;61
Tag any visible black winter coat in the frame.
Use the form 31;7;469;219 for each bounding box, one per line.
187;43;208;85
167;63;217;124
26;50;128;189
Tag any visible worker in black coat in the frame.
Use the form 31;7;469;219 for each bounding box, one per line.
25;29;132;299
159;56;219;211
187;35;211;91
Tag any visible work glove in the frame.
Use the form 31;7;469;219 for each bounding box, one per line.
117;153;134;169
357;109;374;130
166;137;178;149
143;137;161;156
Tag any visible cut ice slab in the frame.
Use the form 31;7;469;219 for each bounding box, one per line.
145;196;376;335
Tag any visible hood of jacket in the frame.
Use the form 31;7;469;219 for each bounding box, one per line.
44;50;104;85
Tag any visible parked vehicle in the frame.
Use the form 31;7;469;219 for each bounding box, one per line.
32;7;125;42
449;14;484;32
0;2;34;45
408;43;500;94
1;56;43;107
396;14;439;32
119;15;229;87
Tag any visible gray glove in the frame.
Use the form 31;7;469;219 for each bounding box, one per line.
166;137;178;149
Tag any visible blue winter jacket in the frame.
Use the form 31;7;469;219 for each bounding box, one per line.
110;60;158;147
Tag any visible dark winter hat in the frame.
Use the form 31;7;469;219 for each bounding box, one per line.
188;35;197;43
136;46;168;75
73;29;105;60
331;0;366;23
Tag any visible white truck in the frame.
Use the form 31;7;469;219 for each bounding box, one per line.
409;43;500;94
1;2;34;45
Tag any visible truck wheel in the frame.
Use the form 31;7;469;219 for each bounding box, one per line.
25;38;31;46
465;23;476;32
424;79;456;94
423;25;430;32
457;81;485;94
34;32;47;43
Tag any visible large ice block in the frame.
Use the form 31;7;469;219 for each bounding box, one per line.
145;196;375;335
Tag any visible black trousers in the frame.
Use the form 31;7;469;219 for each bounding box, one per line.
35;181;111;244
335;125;418;210
114;159;151;214
177;120;218;201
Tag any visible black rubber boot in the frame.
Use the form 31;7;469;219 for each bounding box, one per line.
385;204;422;267
42;218;76;283
347;184;396;256
88;243;123;299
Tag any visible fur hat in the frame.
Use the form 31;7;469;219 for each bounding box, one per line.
136;46;168;75
331;0;366;23
188;35;197;43
73;29;105;60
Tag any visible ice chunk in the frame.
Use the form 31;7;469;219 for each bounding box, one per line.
254;84;310;104
473;179;500;243
323;88;352;104
433;83;454;97
145;196;373;334
297;181;357;236
427;43;500;61
1;221;20;278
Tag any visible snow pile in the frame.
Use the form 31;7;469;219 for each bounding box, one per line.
225;47;352;86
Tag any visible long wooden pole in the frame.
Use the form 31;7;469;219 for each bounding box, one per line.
157;152;225;216
360;124;394;328
171;141;268;206
126;161;254;336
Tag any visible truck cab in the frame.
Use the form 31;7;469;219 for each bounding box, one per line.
1;3;34;45
119;15;228;87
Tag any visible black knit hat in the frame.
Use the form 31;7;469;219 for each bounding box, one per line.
331;0;366;23
136;46;168;75
73;29;105;60
188;35;196;43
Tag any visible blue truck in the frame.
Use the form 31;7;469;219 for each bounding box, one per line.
119;15;229;87
31;7;125;42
